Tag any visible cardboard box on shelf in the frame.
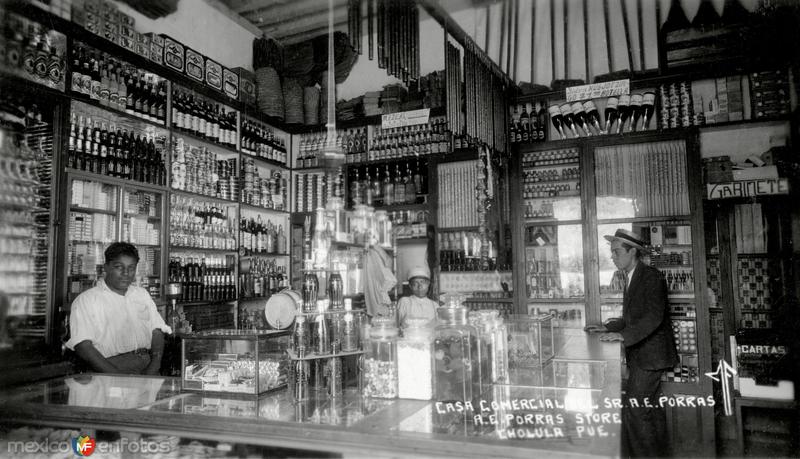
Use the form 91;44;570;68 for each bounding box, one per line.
732;165;778;181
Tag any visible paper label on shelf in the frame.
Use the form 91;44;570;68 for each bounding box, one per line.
566;79;630;102
382;108;430;129
707;178;789;200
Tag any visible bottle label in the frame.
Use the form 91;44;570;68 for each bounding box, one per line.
71;72;83;93
606;97;619;110
90;80;101;100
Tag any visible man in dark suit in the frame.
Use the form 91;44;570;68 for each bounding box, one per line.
588;228;678;458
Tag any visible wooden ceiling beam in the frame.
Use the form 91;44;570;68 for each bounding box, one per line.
276;22;348;45
259;5;348;36
242;0;337;27
225;0;288;14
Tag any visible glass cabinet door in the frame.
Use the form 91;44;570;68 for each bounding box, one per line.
122;186;164;301
521;147;585;327
67;177;119;303
593;139;700;384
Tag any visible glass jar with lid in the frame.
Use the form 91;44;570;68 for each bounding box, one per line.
362;316;398;398
397;317;433;400
433;295;479;403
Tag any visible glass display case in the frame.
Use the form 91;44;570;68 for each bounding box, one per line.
181;329;290;396
504;314;554;385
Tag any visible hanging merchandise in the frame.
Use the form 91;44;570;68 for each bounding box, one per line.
374;0;419;82
347;0;362;54
445;40;464;144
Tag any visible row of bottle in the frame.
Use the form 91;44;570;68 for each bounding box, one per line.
523;166;579;183
509;102;548;143
549;94;656;140
239;216;287;255
296;129;367;169
70;44;166;124
171;87;238;148
67;113;166;185
241;118;287;165
168;195;237;250
167;256;236;302
239;258;288;298
522;149;579;168
348;161;426;208
367;117;451;161
523;183;579;199
1;15;65;87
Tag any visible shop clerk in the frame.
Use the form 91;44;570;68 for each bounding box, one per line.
397;266;438;328
66;242;171;375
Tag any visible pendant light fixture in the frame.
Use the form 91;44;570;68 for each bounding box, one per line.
321;0;345;169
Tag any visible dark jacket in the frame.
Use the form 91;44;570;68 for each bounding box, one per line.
620;262;679;370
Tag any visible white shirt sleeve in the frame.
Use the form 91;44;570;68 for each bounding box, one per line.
141;290;171;334
65;294;103;351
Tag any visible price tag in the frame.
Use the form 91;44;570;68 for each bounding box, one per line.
566;79;630;102
381;108;430;129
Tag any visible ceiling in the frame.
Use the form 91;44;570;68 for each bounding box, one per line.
219;0;351;45
215;0;484;45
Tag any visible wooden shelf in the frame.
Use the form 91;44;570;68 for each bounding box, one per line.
240;253;290;258
344;154;436;168
522;177;580;185
170;188;237;204
291;106;447;134
522;162;580;170
524;219;583;226
238;151;288;169
239;202;290;215
171;130;238;155
286;348;364;361
596;215;692;225
177;299;236;307
66;168;168;192
527;298;585;303
169;246;237;254
69;205;117;216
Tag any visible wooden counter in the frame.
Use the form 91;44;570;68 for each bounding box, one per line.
0;331;622;458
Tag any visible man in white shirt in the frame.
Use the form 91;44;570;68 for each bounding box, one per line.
66;242;171;375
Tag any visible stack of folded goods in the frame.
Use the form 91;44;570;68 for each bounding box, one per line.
304;86;320;125
380;84;405;114
255;67;284;119
363;91;381;116
421;70;446;109
337;96;364;121
283;78;304;124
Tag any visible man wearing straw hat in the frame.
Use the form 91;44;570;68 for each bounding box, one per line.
588;228;678;458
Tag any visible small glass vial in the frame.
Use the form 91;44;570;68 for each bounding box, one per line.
362;316;398;398
312;300;330;355
341;299;359;352
397;318;434;400
292;314;309;358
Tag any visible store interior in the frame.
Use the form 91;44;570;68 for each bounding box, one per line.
0;0;798;457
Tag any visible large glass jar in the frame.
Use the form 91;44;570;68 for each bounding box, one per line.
397;318;433;400
362;316;398;398
433;303;479;403
468;310;494;395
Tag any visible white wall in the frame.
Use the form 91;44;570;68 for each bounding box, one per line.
110;0;257;71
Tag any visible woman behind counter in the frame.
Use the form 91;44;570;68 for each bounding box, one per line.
397;266;438;329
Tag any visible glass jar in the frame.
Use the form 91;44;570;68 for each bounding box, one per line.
375;210;390;246
491;313;509;384
397;318;434;400
292;314;310;358
433;302;479;403
468;310;494;395
351;204;368;244
362;316;398;398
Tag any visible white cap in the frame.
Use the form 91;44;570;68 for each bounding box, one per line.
407;265;430;281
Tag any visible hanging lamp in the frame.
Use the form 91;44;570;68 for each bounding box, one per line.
320;0;345;169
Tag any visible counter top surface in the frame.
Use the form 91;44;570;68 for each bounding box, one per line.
1;331;622;458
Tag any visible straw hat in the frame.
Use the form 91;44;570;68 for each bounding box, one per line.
603;228;646;251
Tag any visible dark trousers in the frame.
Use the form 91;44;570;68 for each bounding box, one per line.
107;349;151;374
621;366;670;458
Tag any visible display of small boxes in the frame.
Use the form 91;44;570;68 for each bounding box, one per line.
184;47;205;82
181;329;290;396
205;58;223;92
146;33;164;65
222;68;239;100
234;67;256;106
162;35;185;73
